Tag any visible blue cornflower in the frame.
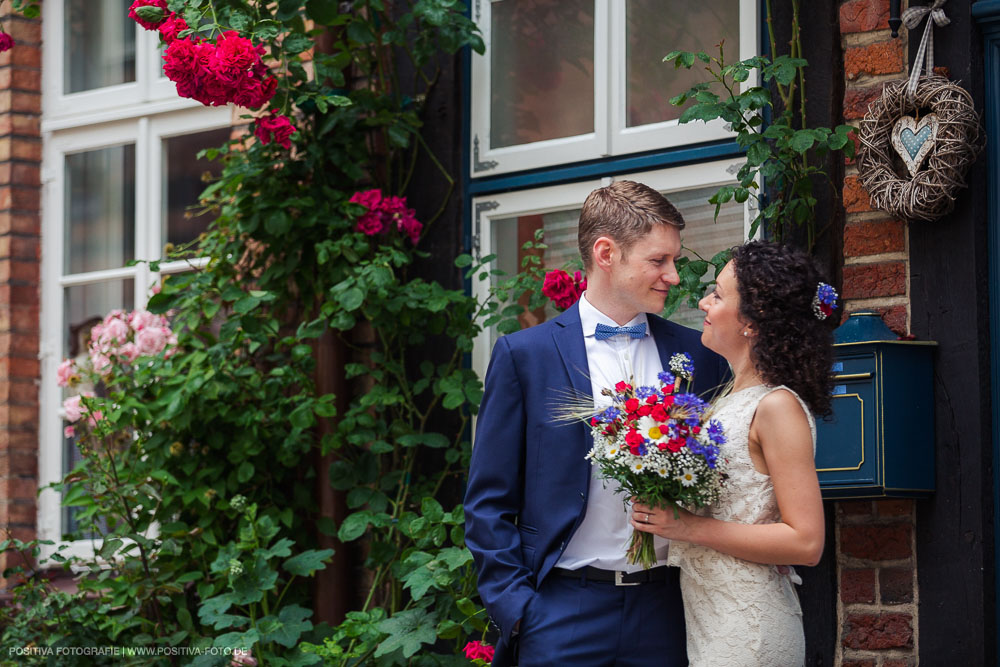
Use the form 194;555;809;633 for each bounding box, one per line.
686;439;703;456
685;416;701;428
707;419;726;445
636;442;648;456
635;385;658;399
597;406;622;423
657;370;676;386
674;393;706;412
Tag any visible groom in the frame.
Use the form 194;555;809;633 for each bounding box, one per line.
464;181;729;666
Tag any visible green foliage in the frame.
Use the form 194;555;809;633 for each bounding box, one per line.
664;29;854;250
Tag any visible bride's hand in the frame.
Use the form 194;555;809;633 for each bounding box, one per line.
630;501;698;542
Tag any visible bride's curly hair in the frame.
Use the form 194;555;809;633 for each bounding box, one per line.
730;241;835;415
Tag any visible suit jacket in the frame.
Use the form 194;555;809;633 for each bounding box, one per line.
464;302;728;665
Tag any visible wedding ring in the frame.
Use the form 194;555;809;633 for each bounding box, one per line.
643;513;649;523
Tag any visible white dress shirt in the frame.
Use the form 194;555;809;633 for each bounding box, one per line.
556;293;669;572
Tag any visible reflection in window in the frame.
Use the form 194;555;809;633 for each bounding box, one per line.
163;128;231;248
64;0;136;94
64;145;136;275
626;0;739;128
491;186;743;331
490;0;595;148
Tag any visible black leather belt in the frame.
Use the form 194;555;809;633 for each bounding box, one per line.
553;565;672;586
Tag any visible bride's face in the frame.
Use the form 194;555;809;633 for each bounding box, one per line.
698;262;749;359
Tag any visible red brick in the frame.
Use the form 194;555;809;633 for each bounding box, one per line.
0;259;39;284
876;499;913;517
843;612;913;649
845;40;905;80
840;523;912;560
880;567;914;604
843;175;873;213
842;661;876;667
838;500;873;516
5;18;41;46
0;44;40;69
840;0;890;33
0;402;39;428
0;68;41;93
842;261;906;299
841;568;876;603
1;356;40;379
0;500;36;525
844;84;885;120
0;449;35;477
0;213;39;235
844;218;905;257
0;475;37;500
0;185;38;211
883;661;915;667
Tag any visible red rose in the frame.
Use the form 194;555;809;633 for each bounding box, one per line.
158;14;189;43
614;381;631;393
645;395;658;404
128;0;169;31
624;398;640;413
650;405;668;422
625;430;644;447
254;111;296;149
662;395;675;407
637;405;652;417
666;438;684;452
0;32;14;53
541;270;579;310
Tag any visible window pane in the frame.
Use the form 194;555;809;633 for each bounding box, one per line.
491;185;743;331
64;0;136;93
163;128;231;248
490;0;595;148
626;0;739;128
64;280;134;360
64;145;136;275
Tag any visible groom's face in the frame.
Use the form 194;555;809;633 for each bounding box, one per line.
607;223;682;315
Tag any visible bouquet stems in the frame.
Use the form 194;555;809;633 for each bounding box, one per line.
626;500;680;569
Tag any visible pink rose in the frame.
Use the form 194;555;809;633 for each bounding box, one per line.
129;309;162;332
135;326;169;357
62;395;84;423
349;189;383;211
98;317;130;346
86;409;104;428
355;212;384;236
128;0;169;31
119;342;140;362
0;32;14;53
542;269;585;310
89;352;112;374
64;425;75;439
56;359;76;388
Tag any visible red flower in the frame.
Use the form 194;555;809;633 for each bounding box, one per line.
356;212;383;236
541;269;586;310
129;0;169;31
650;405;668;422
161;30;276;109
637;405;652;417
0;32;14;53
645;395;658;404
381;195;423;244
614;381;632;393
254;110;296;149
463;640;495;663
662;395;675;407
350;189;382;210
666;438;684;452
624;398;640;413
158;14;189;43
625;430;644;448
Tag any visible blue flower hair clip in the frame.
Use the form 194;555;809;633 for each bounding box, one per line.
812;282;838;320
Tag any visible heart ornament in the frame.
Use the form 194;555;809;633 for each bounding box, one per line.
891;113;939;177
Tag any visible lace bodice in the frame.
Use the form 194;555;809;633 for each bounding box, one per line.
666;385;814;667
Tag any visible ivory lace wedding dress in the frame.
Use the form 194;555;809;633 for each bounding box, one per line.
666;385;813;667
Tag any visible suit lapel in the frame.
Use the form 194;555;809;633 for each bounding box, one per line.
647;315;679;371
551;303;593;401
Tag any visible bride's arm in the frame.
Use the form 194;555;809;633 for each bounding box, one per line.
632;389;825;566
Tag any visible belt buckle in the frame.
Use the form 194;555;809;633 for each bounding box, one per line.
614;570;640;586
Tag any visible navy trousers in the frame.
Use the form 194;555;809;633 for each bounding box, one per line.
517;568;688;667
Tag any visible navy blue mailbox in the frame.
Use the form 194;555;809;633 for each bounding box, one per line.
815;311;937;499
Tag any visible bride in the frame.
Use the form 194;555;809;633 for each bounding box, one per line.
632;240;832;667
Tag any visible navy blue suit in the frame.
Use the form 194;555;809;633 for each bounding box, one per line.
465;302;728;666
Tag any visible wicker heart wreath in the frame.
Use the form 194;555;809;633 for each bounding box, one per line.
856;75;982;222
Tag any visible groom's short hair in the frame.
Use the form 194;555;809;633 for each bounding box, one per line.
577;180;685;270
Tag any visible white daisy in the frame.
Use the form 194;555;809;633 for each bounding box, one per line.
676;468;698;487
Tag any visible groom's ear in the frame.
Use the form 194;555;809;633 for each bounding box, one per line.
593;236;616;272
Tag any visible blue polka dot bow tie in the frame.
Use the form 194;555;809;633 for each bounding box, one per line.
594;322;646;340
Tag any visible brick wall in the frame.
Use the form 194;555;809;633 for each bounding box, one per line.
0;9;41;582
837;1;918;665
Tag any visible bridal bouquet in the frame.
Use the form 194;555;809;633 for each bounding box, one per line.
585;353;727;568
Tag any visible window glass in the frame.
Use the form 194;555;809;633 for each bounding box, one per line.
64;0;136;93
64;145;136;275
625;0;739;128
491;186;743;330
163;128;231;248
63;279;135;359
490;0;595;148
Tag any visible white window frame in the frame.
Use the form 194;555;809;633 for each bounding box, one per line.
469;158;753;382
39;101;231;561
42;0;204;132
470;0;760;176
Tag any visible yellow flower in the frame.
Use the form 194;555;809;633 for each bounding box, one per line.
647;425;662;440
